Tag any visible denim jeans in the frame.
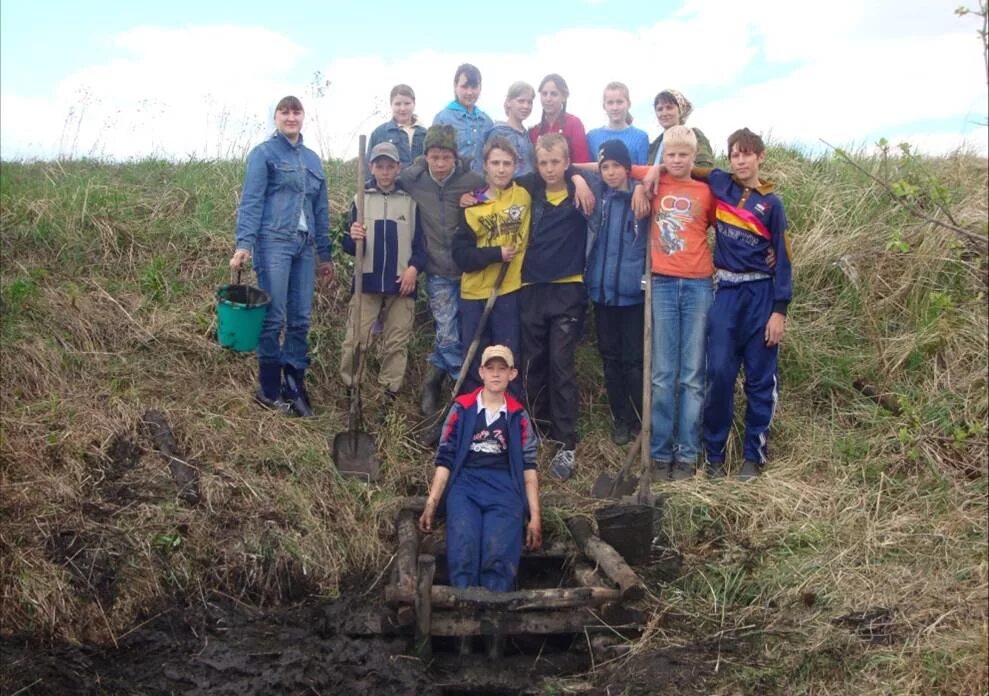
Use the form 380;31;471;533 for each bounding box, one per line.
650;275;713;463
254;230;316;370
425;274;463;378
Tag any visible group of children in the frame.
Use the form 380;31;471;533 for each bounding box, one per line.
336;67;792;596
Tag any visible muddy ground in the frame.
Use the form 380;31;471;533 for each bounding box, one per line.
1;592;724;695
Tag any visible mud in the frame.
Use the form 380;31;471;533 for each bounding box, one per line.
0;592;729;695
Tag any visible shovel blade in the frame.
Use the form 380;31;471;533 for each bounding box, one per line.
591;469;639;499
331;430;379;482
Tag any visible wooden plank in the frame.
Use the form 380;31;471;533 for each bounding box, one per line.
414;554;435;660
566;517;646;602
395;509;419;595
428;608;640;637
384;584;622;609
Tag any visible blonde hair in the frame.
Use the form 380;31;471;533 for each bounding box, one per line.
662;125;697;153
603;82;633;125
535;132;569;159
504;81;536;115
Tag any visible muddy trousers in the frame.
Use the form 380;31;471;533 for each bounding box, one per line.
445;467;524;592
703;279;779;465
593;302;644;428
339;292;415;393
520;283;586;450
458;291;521;396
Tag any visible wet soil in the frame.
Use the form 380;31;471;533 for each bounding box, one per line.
0;593;725;695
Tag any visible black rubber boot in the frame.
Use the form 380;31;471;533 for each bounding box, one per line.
670;460;695;481
255;362;292;415
283;365;314;417
705;459;727;478
419;364;446;417
736;460;762;481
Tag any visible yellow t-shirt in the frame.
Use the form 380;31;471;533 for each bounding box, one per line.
544;188;583;285
460;184;532;300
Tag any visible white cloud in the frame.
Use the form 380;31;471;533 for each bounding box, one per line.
1;5;985;161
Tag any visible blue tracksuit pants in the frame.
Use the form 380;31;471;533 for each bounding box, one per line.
445;467;524;592
703;279;779;464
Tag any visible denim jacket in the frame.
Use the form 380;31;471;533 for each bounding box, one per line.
235;131;331;262
486;122;534;177
367;120;427;167
432;101;493;174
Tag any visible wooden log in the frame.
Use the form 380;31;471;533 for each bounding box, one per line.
395;509;419;595
428;608;640;637
414;554;435;660
409;535;574;562
141;409;199;504
385;584;622;609
566;517;645;602
396;493;585;516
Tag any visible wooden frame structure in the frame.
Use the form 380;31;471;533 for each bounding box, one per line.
385;499;648;659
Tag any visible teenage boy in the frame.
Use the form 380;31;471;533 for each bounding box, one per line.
584;140;648;445
399;125;484;416
701;128;792;479
630;126;716;481
520;133;591;481
433;64;494;174
419;345;541;593
340;142;426;398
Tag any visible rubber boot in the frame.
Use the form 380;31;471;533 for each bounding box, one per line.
669;460;695;481
255;362;291;415
419;364;446;417
283;365;314;417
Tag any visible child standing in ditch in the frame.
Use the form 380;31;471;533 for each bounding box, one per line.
340;142;426;399
419;345;541;593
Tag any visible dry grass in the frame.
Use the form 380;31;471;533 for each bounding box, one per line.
0;150;986;693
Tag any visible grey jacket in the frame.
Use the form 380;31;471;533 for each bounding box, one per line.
398;158;484;277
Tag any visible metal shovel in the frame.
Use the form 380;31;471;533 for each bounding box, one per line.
332;135;379;481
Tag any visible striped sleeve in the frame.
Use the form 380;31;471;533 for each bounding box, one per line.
519;409;538;470
435;406;461;469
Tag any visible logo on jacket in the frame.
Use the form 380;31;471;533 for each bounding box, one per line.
507;205;524;223
754;203;768;216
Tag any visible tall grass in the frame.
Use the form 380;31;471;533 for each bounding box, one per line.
0;148;986;693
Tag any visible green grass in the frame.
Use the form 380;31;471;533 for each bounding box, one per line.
1;149;986;693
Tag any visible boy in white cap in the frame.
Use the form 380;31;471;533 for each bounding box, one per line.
419;345;541;593
341;141;426;398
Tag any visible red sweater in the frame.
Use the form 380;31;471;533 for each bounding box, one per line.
528;112;589;163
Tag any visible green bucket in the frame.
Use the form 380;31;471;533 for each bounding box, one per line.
215;279;270;352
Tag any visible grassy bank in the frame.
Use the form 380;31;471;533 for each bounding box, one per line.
1;148;986;693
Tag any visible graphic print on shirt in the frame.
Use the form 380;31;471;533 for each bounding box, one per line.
476;204;527;247
471;425;508;455
655;193;698;255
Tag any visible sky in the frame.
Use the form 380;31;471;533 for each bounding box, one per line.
1;0;987;161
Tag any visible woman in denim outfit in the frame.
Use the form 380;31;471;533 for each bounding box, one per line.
367;84;427;168
229;96;334;416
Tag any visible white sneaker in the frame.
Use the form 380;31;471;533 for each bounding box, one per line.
549;448;576;481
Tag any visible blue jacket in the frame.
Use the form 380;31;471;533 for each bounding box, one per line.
367;120;427;167
344;182;427;295
486;122;534;176
705;168;792;314
435;388;538;519
234;131;331;261
433;101;493;174
585;177;648;306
